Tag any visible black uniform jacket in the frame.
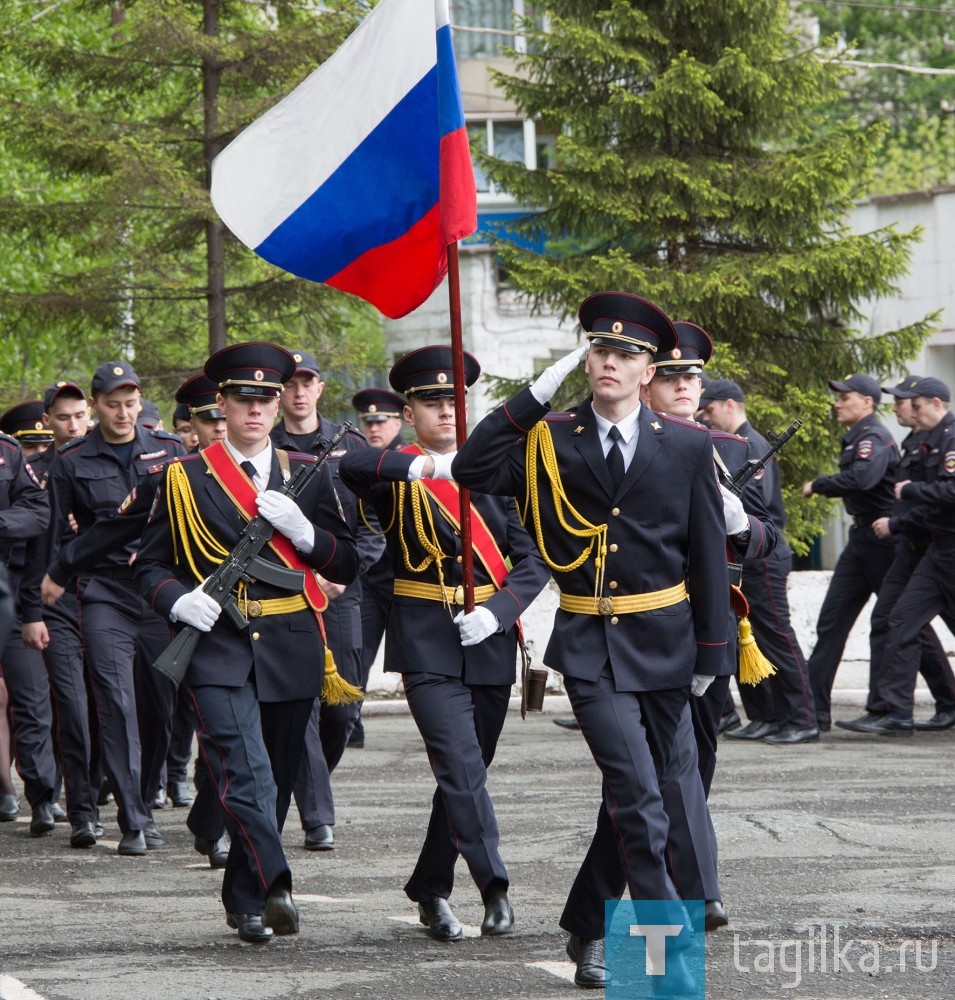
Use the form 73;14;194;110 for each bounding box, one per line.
338;445;550;687
0;434;50;565
452;388;730;691
898;410;955;543
134;449;357;702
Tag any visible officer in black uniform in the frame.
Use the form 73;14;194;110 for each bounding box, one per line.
171;401;200;452
838;376;955;732
21;382;101;846
0;403;55;836
453;293;730;990
844;377;955;733
700;378;818;744
802;373;899;730
271;350;384;852
350;386;406;747
340;346;549;945
40;361;186;855
135;342;357;943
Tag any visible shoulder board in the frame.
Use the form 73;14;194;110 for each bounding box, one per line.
149;429;181;442
543;411;577;422
0;434;19;451
147;462;168;475
58;437;86;455
287;451;318;464
710;430;749;445
660;413;707;432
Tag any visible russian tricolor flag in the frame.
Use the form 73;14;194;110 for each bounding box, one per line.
210;0;477;319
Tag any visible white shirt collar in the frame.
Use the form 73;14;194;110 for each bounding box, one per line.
593;402;641;444
224;438;272;488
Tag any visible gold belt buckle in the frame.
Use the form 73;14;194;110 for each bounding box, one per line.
597;596;614;616
452;585;465;606
246;600;262;618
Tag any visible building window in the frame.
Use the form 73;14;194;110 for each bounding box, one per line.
468;118;557;197
451;1;544;60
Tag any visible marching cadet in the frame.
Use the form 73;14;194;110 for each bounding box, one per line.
700;379;818;744
0;404;54;836
135;343;357;943
171;401;200;452
845;376;955;733
339;346;549;944
452;293;730;990
40;362;186;855
801;374;898;731
350;386;406;747
272;350;383;852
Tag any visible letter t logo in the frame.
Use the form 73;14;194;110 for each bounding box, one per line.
630;923;685;975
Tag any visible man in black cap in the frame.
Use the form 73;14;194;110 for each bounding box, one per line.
801;374;899;731
135;342;357;943
844;376;955;733
137;400;163;431
271;349;381;851
39;361;186;855
340;345;548;945
0;401;54;458
700;378;818;745
171;402;200;452
453;293;729;989
350;386;406;747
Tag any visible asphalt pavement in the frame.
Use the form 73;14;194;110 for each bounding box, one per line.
1;697;954;1000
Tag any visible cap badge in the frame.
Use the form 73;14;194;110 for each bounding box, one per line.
368;404;377;413
671;348;682;360
437;372;448;384
34;421;43;430
57;380;67;387
254;370;264;381
293;354;303;363
113;366;124;376
611;321;623;334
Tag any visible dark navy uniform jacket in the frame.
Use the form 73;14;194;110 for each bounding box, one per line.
810;413;899;520
338;445;549;687
452;388;730;691
897;410;955;544
134;449;357;702
0;433;50;565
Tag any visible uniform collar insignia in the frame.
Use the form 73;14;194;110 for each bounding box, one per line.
573;425;585;435
651;420;662;431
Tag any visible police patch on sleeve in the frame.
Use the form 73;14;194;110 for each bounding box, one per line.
118;487;137;514
945;450;955;475
856;439;873;460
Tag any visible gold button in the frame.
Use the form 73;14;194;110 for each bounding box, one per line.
456;555;462;564
609;581;618;590
252;632;260;641
611;507;620;516
609;543;618;553
610;616;619;625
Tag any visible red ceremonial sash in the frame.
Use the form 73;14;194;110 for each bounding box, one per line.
400;444;509;588
201;441;328;613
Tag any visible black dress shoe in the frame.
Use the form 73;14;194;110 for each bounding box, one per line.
913;709;955;731
30;800;56;837
553;717;580;731
51;802;68;822
816;711;831;732
417;897;463;942
168;781;195;807
0;794;19;822
118;830;147;856
843;714;913;735
70;822;97;848
227;912;273;944
264;887;299;936
304;824;335;851
704;900;729;931
724;720;779;741
566;935;605;988
717;710;741;734
144;819;164;849
194;834;230;868
835;712;886;732
764;726;820;745
480;889;514;936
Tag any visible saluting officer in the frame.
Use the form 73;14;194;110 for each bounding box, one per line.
453;293;730;990
135;343;357;943
339;346;549;944
801;374;899;730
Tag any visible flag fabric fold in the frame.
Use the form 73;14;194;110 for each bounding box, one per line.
210;0;477;319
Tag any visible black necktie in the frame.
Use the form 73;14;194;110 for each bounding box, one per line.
606;425;625;491
240;460;257;485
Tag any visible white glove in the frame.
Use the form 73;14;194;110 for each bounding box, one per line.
691;674;715;697
429;452;456;480
453;606;502;647
719;485;749;537
256;490;315;551
171;583;221;632
529;345;588;404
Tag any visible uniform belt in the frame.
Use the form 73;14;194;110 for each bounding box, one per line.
238;593;309;618
559;582;688;616
393;580;497;605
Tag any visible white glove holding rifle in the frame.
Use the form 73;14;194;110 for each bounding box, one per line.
171;582;221;632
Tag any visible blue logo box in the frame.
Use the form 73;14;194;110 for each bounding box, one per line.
605;899;705;999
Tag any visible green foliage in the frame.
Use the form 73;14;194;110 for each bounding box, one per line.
479;0;936;552
0;0;384;413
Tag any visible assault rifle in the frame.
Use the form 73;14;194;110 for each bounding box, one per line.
152;421;353;685
723;419;802;496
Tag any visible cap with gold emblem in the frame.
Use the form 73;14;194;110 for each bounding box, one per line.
137;400;162;430
881;375;921;399
827;373;881;405
204;342;295;399
352;387;406;422
289;350;321;379
175;374;226;420
0;400;54;445
654;321;713;374
91;361;140;396
389;345;480;399
578;291;677;355
43;380;86;411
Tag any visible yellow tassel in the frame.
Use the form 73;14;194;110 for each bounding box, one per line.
737;617;777;685
322;647;364;705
